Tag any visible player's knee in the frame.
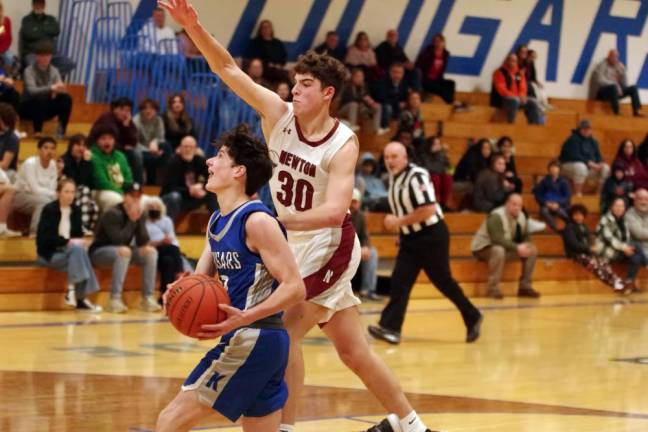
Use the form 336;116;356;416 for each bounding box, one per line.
141;245;158;259
156;403;185;432
117;246;132;259
336;343;366;373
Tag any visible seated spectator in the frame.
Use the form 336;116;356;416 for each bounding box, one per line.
473;153;515;212
36;178;102;312
0;162;18;236
244;58;271;89
161;135;217;221
562;204;625;292
496;136;522;193
90;184;160;314
595;197;647;290
375;29;421;90
600;162;633;213
143;196;187;304
163;93;195;151
490;53;544;124
533;159;571;232
350;188;380;300
517;45;551;111
61;134;99;233
13;136;58;234
19;40;72;137
0;63;19;112
246;19;288;84
471;193;540;299
0;1;13;70
559;119;610;196
313;30;346;62
133;98;171;185
177;29;202;59
373;63;411;128
453;138;492;196
591;50;643;117
142;7;177;54
0;102;19;180
357;152;389;211
625;189;648;283
89;97;143;185
90;125;133;210
345;31;378;77
417;136;452;210
640;133;648;164
275;81;291;102
613;138;648;191
19;0;75;77
398;91;425;148
415;33;462;107
338;67;384;134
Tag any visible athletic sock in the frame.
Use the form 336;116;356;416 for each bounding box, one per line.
278;424;295;432
399;410;426;432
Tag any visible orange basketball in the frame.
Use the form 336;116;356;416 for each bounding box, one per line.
165;274;231;338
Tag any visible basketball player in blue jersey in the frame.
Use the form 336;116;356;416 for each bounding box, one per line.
156;125;306;432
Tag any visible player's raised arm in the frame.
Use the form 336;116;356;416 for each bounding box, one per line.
158;0;287;130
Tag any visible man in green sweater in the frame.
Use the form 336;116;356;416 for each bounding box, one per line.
90;124;133;210
471;193;540;299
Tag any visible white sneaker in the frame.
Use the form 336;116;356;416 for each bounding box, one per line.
0;227;21;237
140;296;162;312
77;298;103;313
64;290;76;308
527;218;547;234
613;279;625;291
106;298;128;313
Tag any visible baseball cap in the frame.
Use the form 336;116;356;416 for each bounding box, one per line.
578;119;592;129
123;182;142;197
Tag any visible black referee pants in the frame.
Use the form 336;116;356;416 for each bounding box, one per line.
379;220;480;333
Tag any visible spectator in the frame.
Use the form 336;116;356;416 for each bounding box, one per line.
559;119;610;196
19;0;75;77
490;53;544;124
0;102;18;180
36;178;102;312
471;193;540;299
133;98;171;185
142;196;186;304
415;33;463;108
275;81;291;102
90;125;133;210
0;1;12;69
496;136;522;193
176;29;202;59
163;93;195;151
90;184;160;314
417;136;452;211
591;49;643;117
13;136;58;235
161;135;217;221
245;58;271;89
613;139;648;191
595;197;647;291
356;152;388;211
19;40;72;137
0;62;19;111
517;45;552;110
375;29;421;90
247;19;288;84
640;133;648;164
472;153;515;212
600;162;633;214
61;134;99;233
453;138;492;198
398;91;425;148
373;63;411;128
345;31;378;76
144;7;177;53
89;97;143;185
350;188;380;301
625;188;648;270
533;159;571;232
562;204;626;292
338;67;384;134
0;160;18;236
313;30;346;62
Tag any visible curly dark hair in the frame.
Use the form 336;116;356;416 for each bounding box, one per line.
568;203;588;219
218;124;275;196
293;50;348;99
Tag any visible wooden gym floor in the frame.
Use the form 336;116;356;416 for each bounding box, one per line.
1;292;648;431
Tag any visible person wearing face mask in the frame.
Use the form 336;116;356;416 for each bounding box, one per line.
36;178;102;312
142;196;189;305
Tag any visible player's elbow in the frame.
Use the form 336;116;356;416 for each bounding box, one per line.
327;211;347;227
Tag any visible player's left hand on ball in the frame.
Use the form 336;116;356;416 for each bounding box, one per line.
197;304;247;339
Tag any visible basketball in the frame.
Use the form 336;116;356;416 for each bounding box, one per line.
165;274;231;338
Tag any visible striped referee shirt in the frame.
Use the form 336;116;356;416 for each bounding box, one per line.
388;163;444;235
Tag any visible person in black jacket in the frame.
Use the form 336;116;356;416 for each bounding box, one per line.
246;19;289;85
374;29;421;91
61;134;99;233
161;135;217;221
372;63;411;128
415;33;463;108
36;178;101;312
561;204;625;292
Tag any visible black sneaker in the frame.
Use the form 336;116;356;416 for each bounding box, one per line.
368;325;401;344
518;288;541;298
365;418;396;432
76;298;103;313
466;313;483;343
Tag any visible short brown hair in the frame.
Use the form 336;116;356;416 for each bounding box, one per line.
138;98;159;112
0;103;17;130
293;50;347;99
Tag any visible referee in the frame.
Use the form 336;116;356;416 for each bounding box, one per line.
368;142;483;344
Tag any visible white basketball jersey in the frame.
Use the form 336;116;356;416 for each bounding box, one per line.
268;103;357;241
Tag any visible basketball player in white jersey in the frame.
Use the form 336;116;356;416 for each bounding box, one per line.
160;2;436;431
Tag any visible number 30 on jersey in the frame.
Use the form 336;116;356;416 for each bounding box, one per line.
275;170;314;211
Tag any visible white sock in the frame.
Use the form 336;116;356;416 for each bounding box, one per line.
278;424;295;432
399;410;426;432
0;223;6;231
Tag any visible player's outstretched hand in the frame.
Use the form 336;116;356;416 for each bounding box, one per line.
197;304;248;340
158;0;199;28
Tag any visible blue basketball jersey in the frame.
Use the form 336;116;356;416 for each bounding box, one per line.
206;200;284;319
